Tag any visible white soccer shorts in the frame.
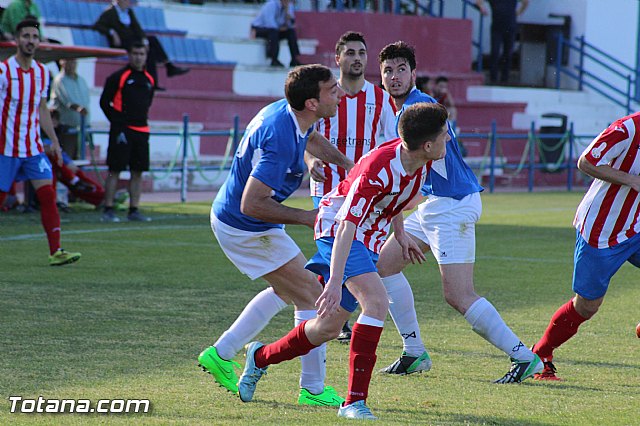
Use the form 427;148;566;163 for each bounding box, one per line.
210;210;301;280
403;192;482;264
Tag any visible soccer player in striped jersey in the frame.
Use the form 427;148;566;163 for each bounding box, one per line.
199;65;353;407
375;41;542;383
0;19;81;266
306;31;397;343
235;103;450;420
533;112;640;381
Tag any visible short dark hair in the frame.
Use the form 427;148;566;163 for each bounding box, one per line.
435;76;448;84
378;41;416;71
398;102;448;150
285;64;334;111
15;19;39;36
335;31;366;56
415;76;430;89
127;40;147;53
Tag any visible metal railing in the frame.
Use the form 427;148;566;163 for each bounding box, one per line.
555;34;640;114
80;114;241;203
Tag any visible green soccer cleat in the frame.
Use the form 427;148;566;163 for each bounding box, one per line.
198;346;241;394
48;248;81;266
379;350;432;375
298;386;345;406
494;354;543;384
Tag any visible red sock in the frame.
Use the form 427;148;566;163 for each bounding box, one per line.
57;163;76;183
0;191;6;206
533;299;587;361
254;320;317;369
35;185;61;255
345;322;383;406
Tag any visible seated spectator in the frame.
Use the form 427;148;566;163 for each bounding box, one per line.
415;75;434;97
250;0;303;67
50;58;91;160
433;75;457;123
94;0;189;90
0;0;58;43
43;110;106;209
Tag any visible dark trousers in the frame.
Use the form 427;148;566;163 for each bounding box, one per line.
489;21;517;83
145;35;170;85
252;26;300;64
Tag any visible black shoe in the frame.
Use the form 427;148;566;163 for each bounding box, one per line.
337;321;352;344
155;86;167;92
71;180;94;193
166;63;190;77
270;60;285;68
290;59;303;67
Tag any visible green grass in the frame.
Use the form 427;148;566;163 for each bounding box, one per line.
1;192;639;425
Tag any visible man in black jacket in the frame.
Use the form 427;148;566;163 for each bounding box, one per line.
99;42;155;223
94;0;188;90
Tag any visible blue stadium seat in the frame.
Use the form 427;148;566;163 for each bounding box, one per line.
71;28;109;48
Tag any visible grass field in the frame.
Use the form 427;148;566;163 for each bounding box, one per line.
1;192;639;425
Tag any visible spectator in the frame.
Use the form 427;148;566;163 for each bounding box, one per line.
476;0;529;84
0;0;39;40
99;42;155;223
432;75;457;123
50;58;91;160
0;19;81;266
415;75;434;97
250;0;303;67
94;0;189;90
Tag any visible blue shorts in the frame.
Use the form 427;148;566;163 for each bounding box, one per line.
312;196;322;209
305;237;379;313
0;154;53;192
43;137;73;165
573;230;640;299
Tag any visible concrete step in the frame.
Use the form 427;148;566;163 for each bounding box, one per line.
214;36;318;67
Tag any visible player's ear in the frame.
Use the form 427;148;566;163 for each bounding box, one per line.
305;97;319;112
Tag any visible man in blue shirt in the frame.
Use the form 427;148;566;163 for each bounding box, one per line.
250;0;302;67
198;64;353;406
375;41;542;383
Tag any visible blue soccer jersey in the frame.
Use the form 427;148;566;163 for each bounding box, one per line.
396;88;483;200
213;99;312;232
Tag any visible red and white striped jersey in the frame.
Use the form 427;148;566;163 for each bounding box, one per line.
574;112;640;248
315;138;429;253
0;56;49;158
312;80;397;197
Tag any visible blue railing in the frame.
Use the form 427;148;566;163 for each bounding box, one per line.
80;114;241;203
555;34;640;114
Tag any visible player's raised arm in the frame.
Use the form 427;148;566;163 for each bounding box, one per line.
306;130;355;172
241;176;317;228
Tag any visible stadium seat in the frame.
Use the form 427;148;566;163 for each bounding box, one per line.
71;28;109;48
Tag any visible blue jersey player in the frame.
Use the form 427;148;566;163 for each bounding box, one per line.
198;65;353;406
375;41;542;383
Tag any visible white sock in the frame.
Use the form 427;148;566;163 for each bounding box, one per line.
296;310;325;394
383;273;426;356
464;297;534;361
356;314;385;327
214;287;288;360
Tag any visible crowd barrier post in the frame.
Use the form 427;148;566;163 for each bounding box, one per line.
181;114;189;203
489;120;497;193
528;121;536;192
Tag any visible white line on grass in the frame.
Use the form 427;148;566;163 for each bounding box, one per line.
0;224;203;241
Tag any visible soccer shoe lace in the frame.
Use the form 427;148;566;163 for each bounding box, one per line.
337;400;378;420
198;346;241;394
534;361;562;381
298;385;345;406
238;342;267;402
48;248;81;266
379;351;432;375
493;354;543;384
